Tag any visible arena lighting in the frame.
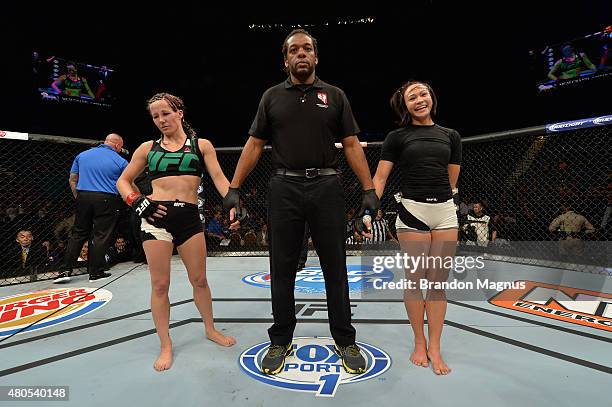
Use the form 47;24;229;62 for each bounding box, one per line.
248;16;375;31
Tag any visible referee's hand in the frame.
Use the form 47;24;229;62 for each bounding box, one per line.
223;187;247;227
357;189;381;218
223;187;241;219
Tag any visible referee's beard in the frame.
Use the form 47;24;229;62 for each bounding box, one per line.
288;63;315;84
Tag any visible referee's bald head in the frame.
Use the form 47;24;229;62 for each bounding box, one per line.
104;133;124;152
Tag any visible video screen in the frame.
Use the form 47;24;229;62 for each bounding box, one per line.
32;52;116;107
531;25;612;93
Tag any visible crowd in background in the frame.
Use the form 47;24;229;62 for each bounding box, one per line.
3;188;608;280
1;200;142;279
1;144;610;280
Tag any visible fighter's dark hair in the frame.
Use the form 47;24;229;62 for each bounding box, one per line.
147;93;196;138
390;80;438;127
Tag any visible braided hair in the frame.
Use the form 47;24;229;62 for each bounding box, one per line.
147;93;197;139
390;81;438;127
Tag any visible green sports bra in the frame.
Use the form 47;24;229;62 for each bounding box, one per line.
147;136;205;180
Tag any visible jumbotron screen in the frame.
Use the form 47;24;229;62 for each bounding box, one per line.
32;52;116;107
531;25;612;93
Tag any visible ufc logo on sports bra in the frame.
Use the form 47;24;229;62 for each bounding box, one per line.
135;199;150;216
148;151;200;173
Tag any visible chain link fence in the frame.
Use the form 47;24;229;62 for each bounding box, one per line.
1;120;610;286
0;134;133;285
202;124;610;275
455;125;609;273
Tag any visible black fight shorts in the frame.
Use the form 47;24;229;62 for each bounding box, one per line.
140;200;203;246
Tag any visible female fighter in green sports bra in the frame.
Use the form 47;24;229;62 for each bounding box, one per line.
51;63;95;98
117;93;239;371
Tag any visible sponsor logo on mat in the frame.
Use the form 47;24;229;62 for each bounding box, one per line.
239;337;391;397
242;265;394;293
489;280;612;331
0;288;112;337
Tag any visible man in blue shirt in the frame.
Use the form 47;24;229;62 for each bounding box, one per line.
54;133;128;283
205;210;227;247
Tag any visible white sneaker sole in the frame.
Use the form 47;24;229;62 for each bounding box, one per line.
53;277;71;284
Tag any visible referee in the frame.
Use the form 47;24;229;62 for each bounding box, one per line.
364;209;395;244
54;133;128;283
224;29;379;375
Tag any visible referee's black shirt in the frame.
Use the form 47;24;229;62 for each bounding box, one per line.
249;77;360;170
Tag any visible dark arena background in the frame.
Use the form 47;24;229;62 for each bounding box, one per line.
0;3;610;406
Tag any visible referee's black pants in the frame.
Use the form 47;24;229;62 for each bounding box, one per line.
267;174;356;347
63;191;122;276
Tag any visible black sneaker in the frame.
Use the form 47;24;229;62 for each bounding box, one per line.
89;272;112;283
334;344;366;374
261;343;292;375
53;272;71;284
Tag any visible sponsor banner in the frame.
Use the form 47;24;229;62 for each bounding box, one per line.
489;280;612;331
0;131;28;140
0;288;112;336
243;265;395;294
239;337;391;397
545;114;612;133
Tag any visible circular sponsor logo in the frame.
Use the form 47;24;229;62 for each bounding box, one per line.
242;271;271;287
0;288;112;337
239;337;391;397
243;265;394;293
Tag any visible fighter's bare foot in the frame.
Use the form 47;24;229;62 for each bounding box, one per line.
206;329;236;347
154;343;173;371
410;342;429;367
427;348;451;375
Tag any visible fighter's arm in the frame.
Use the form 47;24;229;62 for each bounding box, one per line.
51;75;65;93
199;138;230;197
448;164;461;190
373;160;394;199
81;77;95;98
199;137;242;228
117;141;167;222
548;60;562;80
116;141;151;199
